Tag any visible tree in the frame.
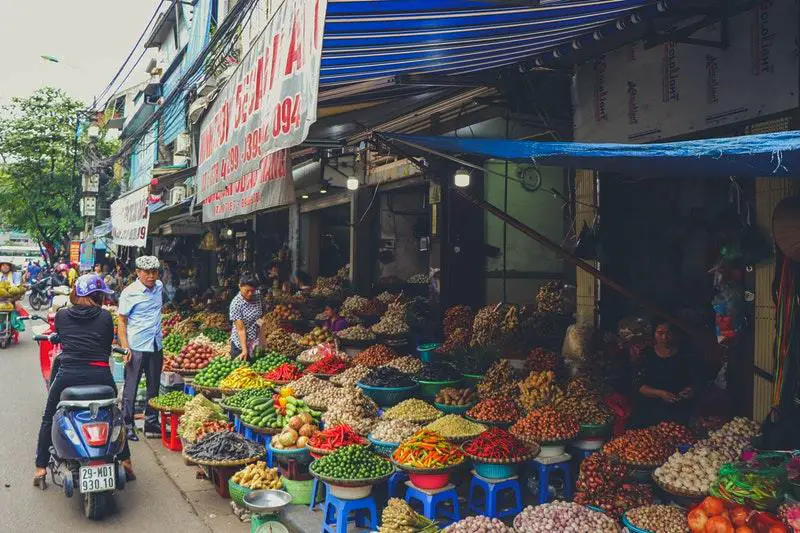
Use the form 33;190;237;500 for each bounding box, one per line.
0;87;87;262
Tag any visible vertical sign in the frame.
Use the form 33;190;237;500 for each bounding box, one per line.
197;0;327;204
69;242;80;265
110;186;151;247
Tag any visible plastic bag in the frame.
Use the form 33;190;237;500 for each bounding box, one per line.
710;452;788;511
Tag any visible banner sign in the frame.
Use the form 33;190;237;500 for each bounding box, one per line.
196;0;326;204
202;149;293;222
110;186;151;247
69;242;80;265
79;241;95;271
573;0;799;142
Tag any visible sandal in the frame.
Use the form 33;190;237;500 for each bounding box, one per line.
33;469;47;489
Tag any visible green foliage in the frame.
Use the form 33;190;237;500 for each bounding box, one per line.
0;87;86;255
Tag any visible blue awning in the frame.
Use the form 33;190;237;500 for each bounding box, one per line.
383;132;800;178
321;0;658;85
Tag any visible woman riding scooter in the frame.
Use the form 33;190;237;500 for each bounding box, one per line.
34;273;135;487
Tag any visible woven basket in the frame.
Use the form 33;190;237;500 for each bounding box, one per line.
464;414;514;429
181;451;265;468
228;479;253;506
282;477;320;505
241;422;282;435
651;474;706;500
193;384;223;398
309;461;393;488
174;368;201;377
367;435;400;457
147;399;186;415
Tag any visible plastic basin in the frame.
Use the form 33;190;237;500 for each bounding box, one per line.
461;373;484;388
417;343;441;363
327;483;373;500
474;462;518;480
409;472;450;490
356;382;418;407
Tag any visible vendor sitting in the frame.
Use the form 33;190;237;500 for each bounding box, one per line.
631;322;694;427
322;304;348;333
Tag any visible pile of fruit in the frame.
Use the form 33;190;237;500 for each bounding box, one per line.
626;505;689;533
466;398;520;424
443;515;513;532
443;306;474;338
575;452;627;494
150;390;192;411
330;365;371;387
194;420;233;441
273;413;319;450
415;362;461;382
382;356;424;375
172;341;218;372
264;363;305;382
310;275;344;299
477;360;518;399
322;389;380;436
513;502;621;532
423;415;486;440
287;375;335;397
553;394;611;425
371;420;422;444
360;367;415;388
240;391;321;430
511;406;579;443
469;305;505;347
372;302;410;337
271;304;302;321
337;325;377;342
251;350;299;373
219;367;270;390
655;445;736;496
163;333;189;356
383;399;443;423
687;496;756;533
305;354;348;375
193;356;246;388
263;330;303;358
652;421;696;446
162;313;182;336
195;312;229;330
308;424;367;452
201;327;229;344
184;431;263;462
525;347;559;373
222;388;273;410
437;328;471;354
231;462;281;490
574;482;654;520
299;326;334;348
463;427;533;461
379;498;438;533
517;370;563;411
172;318;200;338
312;444;393;480
352;345;397;367
603;428;675;467
434;387;476;407
392;430;464;469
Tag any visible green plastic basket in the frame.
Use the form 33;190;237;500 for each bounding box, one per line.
282;477;321;505
578;421;612;439
461;373;484;388
434;402;475;415
356;382;419;407
227;479;252;506
367;434;400;457
415;379;462;402
474;462;518;480
417;343;441;362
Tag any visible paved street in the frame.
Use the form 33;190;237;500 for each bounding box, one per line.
0;327;210;532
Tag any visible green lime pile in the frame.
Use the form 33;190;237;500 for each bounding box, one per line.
151;390;192;410
251;351;301;373
193;356;247;387
163;333;188;354
202;327;229;344
223;388;273;409
312;445;392;480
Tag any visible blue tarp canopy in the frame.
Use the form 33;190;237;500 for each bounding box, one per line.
321;0;658;85
383;132;800;178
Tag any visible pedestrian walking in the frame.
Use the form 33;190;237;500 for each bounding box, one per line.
118;256;163;441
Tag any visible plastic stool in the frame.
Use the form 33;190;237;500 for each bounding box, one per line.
388;471;409;498
263;434;273;467
160;411;182;451
183;384;196;396
309;476;326;510
405;482;460;526
571;448;597;462
532;459;572;504
468;472;522;519
321;490;378;533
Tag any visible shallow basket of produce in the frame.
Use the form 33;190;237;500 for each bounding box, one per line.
182;451;265;468
269;443;312;464
147;399;186;415
241;422;282;436
621;513;650;533
219;403;243;415
335;337;374;349
414;379;462;402
367;434;400;457
174;368;201;377
309;460;393;499
434;402;476;415
578;421;612;439
651;475;706;505
356;382;419;407
193;384;223;398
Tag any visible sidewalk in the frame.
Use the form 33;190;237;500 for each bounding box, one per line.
141;437;324;533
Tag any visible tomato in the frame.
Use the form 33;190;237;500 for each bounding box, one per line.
688;508;709;533
733;527;754;533
702;496;727;517
729;507;749;527
705;516;734;533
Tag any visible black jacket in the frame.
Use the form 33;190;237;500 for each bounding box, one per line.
54;306;114;366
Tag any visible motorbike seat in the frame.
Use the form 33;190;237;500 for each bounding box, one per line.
60;385;116;402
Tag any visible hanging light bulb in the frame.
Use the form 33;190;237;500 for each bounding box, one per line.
346;177;360;191
320;188;327;194
225;228;233;237
454;168;470;188
301;194;309;199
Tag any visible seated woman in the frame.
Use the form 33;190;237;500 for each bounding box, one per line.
631;322;695;428
322;304;349;333
34;274;134;486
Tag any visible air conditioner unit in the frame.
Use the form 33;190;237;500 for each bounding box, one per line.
174;133;190;156
172;154;189;166
169;186;187;206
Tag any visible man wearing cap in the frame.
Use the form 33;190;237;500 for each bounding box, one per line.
118;256;163;440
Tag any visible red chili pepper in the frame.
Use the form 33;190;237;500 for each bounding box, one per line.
265;363;304;381
306;355;347;375
464;428;530;460
309;425;365;450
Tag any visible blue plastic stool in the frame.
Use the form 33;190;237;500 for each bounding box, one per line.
263;434;273;468
571;447;597;462
321;490;377;533
388;471;409;498
310;477;326;510
467;473;522;519
532;459;573;504
405;482;460;526
183;384;196;396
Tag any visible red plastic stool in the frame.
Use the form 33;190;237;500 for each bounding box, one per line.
160;411;182;451
209;465;239;498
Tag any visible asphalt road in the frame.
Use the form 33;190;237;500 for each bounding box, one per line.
0;324;210;532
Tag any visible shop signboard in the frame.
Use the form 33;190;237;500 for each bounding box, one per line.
201;149;293;222
79;241;94;271
196;0;327;203
110;185;150;248
69;241;80;265
573;0;799;142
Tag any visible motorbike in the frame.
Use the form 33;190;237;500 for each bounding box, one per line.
29;276;54;311
33;329;128;520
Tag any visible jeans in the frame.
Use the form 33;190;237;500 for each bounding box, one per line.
122;347;162;431
36;364;130;468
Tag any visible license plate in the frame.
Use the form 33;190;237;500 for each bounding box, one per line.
78;464;116;493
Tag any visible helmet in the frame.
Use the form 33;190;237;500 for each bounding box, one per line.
75;274;114;297
56;264;68;273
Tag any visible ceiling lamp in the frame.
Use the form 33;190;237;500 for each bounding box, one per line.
320;188;327;194
346;177;360;191
301;194;309;199
454;168;470;188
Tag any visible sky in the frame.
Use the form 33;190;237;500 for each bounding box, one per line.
0;0;160;109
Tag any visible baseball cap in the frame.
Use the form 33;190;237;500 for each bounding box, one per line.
76;274;114;297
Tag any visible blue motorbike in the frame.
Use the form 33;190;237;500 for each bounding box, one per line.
33;333;128;520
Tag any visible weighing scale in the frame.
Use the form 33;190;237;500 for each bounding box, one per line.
242;489;293;533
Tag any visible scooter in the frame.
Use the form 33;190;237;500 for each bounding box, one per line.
29;276;54;310
32;332;128;520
